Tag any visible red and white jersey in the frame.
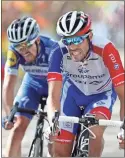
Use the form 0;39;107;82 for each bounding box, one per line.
48;35;124;95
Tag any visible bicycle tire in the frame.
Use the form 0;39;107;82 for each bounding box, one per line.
33;137;43;157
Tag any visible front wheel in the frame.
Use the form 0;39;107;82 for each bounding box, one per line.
28;136;44;157
33;137;43;157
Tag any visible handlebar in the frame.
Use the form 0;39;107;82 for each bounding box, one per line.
8;102;47;123
58;114;125;129
8;104;125;131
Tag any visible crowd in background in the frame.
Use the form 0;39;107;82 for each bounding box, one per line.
2;1;124;79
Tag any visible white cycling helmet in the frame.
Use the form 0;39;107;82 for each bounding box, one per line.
56;11;91;37
7;16;40;44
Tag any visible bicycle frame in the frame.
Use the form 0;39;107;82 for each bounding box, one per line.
28;113;45;156
72;122;89;157
28;101;46;157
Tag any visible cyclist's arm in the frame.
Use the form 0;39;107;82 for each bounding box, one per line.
47;44;63;124
103;43;125;121
2;49;19;115
2;74;17;115
47;80;62;124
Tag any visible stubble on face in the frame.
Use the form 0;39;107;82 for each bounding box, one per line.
19;43;38;62
68;39;89;62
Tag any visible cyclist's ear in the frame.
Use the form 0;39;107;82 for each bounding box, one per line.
88;32;93;40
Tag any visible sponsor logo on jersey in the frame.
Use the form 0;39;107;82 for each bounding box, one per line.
55;139;72;143
109;53;116;63
114;81;124;87
6;50;17;67
75;80;86;84
63;122;73;129
66;73;105;80
114;63;119;70
109;53;119;70
78;65;89;73
41;54;46;62
22;66;48;75
89;81;102;85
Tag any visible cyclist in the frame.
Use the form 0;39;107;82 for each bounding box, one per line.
47;11;125;156
2;16;57;157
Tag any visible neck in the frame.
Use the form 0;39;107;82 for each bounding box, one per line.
81;38;92;62
81;49;90;62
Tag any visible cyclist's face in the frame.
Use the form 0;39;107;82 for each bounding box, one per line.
15;39;39;62
65;33;92;62
68;39;89;62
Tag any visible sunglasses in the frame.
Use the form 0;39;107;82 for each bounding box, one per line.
13;39;36;52
61;33;89;46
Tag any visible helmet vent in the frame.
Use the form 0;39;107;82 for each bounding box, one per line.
11;31;14;39
20;29;23;39
30;27;34;36
26;25;30;35
66;13;72;31
7;16;40;43
71;18;80;33
59;21;65;32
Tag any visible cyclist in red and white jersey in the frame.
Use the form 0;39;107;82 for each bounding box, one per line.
47;11;125;156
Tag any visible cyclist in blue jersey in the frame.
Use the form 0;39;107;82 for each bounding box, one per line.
47;11;125;156
2;16;57;157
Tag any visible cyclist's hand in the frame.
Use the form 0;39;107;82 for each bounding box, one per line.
2;116;16;130
117;129;125;149
44;111;60;142
44;123;60;142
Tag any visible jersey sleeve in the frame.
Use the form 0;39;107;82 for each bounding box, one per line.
103;43;125;87
5;48;19;76
47;44;63;82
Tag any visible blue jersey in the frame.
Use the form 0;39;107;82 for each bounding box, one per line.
5;36;57;120
5;35;57;80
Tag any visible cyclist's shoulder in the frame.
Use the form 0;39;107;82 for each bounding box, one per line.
39;35;58;48
6;46;20;67
51;40;68;55
48;41;68;64
8;45;18;55
92;34;112;49
91;34;118;56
